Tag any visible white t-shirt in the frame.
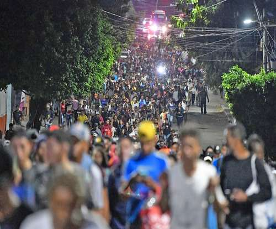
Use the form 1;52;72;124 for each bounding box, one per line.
169;161;216;229
173;91;179;102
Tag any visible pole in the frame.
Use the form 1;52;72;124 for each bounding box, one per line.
263;7;268;72
6;84;12;130
155;0;159;10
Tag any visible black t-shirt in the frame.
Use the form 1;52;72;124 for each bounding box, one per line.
220;154;272;228
0;204;33;229
13;110;22;123
163;125;171;136
91;116;100;128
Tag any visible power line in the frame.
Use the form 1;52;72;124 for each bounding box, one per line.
102;9;137;23
173;29;257;46
205;0;228;10
195;28;260;59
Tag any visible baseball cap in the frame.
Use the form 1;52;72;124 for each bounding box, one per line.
204;155;213;163
214;145;221;155
94;136;104;147
70;123;91;142
26;129;39;140
138;121;156;142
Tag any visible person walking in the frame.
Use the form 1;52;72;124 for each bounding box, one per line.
121;121;168;229
220;123;272;229
20;173;109;229
108;137;134;229
13;105;23;125
72;97;79;122
5;123;15;140
175;103;184;127
200;87;209;114
168;123;226;229
247;134;276;227
0;145;33;229
191;86;196;105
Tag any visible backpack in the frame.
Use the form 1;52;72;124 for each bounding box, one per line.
246;155;275;228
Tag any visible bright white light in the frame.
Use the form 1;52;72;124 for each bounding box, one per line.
157;65;166;75
244;19;253;24
161;26;167;33
150;24;158;32
143;21;146;25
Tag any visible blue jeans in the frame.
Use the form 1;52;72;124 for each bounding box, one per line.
61;113;66;126
164;134;171;143
66;114;73;127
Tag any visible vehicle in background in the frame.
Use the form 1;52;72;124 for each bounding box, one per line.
120;50;129;59
148;10;169;39
143;18;152;26
142;18;152;33
152;10;167;24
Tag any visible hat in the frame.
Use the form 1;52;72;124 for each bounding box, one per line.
214;145;221;154
49;125;60;132
138;121;156;142
3;140;10;146
204;156;213;163
70;123;91;142
26;129;39;140
94;136;104;147
173;138;179;143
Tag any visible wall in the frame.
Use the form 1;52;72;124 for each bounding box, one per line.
0;90;7;134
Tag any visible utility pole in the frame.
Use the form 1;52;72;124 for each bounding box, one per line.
263;7;268;72
155;0;159;10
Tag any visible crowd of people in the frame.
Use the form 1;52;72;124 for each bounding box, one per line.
0;41;275;229
1;120;276;229
55;42;209;147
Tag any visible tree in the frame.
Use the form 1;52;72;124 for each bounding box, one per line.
0;0;124;99
222;66;276;159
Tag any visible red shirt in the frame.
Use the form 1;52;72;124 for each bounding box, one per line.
101;124;112;137
60;103;66;114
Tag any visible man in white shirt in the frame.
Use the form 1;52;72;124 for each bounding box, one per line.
168;123;226;229
173;86;179;103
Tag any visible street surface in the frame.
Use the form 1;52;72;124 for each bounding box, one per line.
187;90;229;149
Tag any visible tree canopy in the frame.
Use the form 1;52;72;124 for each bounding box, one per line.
0;0;133;99
223;66;276;159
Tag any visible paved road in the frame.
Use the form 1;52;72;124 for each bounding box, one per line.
186;90;229;149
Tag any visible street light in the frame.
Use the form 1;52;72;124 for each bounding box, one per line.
157;65;166;75
243;19;256;25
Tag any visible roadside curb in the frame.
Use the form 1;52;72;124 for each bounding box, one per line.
220;103;236;124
